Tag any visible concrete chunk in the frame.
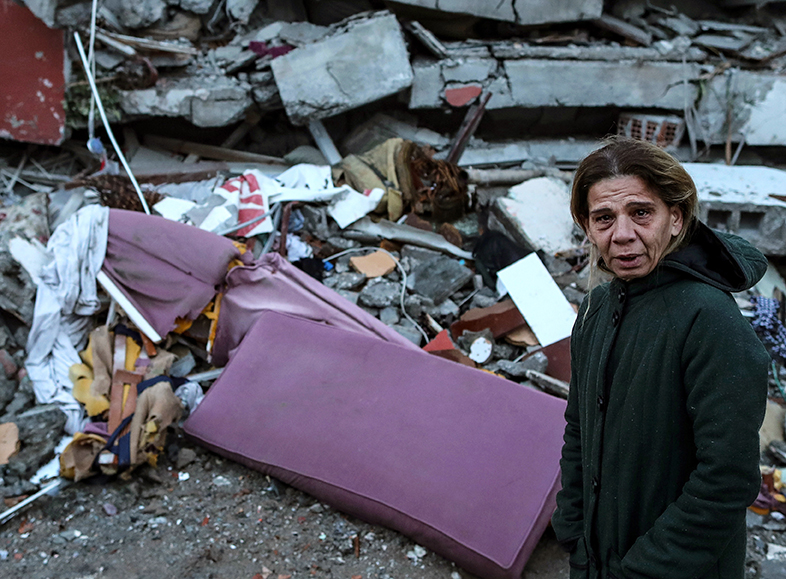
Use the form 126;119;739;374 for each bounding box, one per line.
391;0;602;26
491;177;576;255
271;12;413;125
119;76;252;127
686;163;786;256
410;256;473;305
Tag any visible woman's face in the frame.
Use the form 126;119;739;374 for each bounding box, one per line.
584;175;683;281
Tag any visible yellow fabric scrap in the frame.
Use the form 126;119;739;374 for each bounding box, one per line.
125;336;141;372
70;363;110;416
129;381;182;467
72;326;113;417
172;317;193;334
60;433;107;481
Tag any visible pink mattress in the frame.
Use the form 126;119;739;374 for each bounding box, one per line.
184;311;566;579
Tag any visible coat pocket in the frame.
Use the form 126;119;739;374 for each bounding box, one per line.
569;536;590;579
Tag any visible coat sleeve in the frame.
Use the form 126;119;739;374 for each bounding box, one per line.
620;294;769;579
551;320;585;551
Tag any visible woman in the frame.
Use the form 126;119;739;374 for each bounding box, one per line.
551;137;770;579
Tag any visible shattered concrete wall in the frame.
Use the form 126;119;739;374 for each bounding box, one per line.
390;0;603;26
119;76;253;128
696;70;786;146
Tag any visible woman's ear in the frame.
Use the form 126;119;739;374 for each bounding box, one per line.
669;206;684;237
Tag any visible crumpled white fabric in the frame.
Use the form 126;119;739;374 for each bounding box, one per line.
25;205;110;435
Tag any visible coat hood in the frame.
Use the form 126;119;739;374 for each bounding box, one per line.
662;220;767;293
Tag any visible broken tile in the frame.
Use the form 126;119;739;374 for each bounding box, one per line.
350;251;397;279
445;85;483;107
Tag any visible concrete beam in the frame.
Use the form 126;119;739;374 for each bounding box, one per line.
390;0;603;26
410;58;700;111
271;12;413;126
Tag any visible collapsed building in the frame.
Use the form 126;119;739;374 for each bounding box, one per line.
2;1;786;578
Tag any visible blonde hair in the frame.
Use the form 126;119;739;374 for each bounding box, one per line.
572;136;698;275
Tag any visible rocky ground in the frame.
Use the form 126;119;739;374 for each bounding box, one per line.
0;429;570;579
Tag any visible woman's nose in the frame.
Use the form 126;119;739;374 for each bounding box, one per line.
611;217;636;243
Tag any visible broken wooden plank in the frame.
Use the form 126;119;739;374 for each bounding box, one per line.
144;135;287;165
97;28;199;55
404;21;448;59
697;20;770;34
592;14;652;46
525;369;569;399
308;120;342;165
466;167;572;186
693;33;754;52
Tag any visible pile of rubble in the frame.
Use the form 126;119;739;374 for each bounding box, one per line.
3;0;786;578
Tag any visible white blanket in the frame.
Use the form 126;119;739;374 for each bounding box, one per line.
25;205;109;434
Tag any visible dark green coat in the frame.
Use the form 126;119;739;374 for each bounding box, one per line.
552;223;770;579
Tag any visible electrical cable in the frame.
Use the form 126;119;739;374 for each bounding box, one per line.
325;247;429;343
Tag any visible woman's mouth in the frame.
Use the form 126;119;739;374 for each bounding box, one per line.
614;254;642;266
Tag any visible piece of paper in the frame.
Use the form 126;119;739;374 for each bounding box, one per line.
153;197;197;222
329;187;385;228
497;254;576;347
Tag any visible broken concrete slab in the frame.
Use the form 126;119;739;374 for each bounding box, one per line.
390;0;602;26
685;163;786;256
491;352;549;377
0;193;50;326
119;76;253;128
409;256;473;305
323;272;366;291
358;280;402;308
492;177;576;255
105;0;166;29
227;0;259;23
271;12;413;125
6;404;66;479
696;69;786;146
